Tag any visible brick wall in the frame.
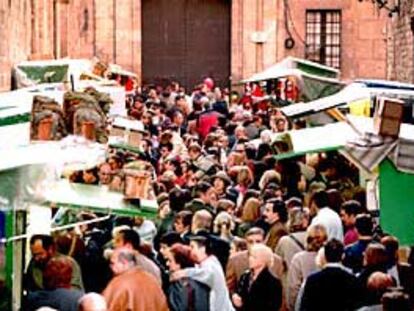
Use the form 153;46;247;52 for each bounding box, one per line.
231;0;388;83
0;0;388;92
0;0;141;91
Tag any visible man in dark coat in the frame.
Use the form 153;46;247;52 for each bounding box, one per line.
298;239;359;311
233;244;282;311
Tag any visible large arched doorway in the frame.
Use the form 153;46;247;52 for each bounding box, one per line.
142;0;231;90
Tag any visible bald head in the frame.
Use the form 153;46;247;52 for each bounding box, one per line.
367;272;394;292
78;292;107;311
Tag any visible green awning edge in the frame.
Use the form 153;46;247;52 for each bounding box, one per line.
48;203;157;219
274;145;343;160
0;113;30;127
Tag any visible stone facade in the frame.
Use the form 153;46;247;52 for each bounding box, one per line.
0;0;388;91
386;0;414;82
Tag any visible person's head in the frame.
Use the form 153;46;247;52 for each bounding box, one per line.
82;167;99;185
241;197;261;223
367;272;395;304
159;142;173;158
306;225;328;252
248;244;273;271
382;289;411;311
188;143;202;160
213;211;234;235
172;110;184;126
107;155;123;171
113;229;140;251
175;95;187;111
167;244;195;272
381;235;399;266
43;256;72;290
194;181;215;205
236;166;253;187
165;158;183;177
169;188;191;212
98;163;112;185
110;248;137;275
285;197;302;210
263;199;288;224
78;292;108;311
174;211;193;234
326;188;344;214
230;237;248;256
212;171;231;194
30;234;56;267
191;209;213;233
309;190;329;217
355;214;373;237
234;126;247;140
189;235;211;263
287;207;309;232
340;200;362;228
316;157;337;180
275;117;287;132
216;198;236;215
324;238;344;263
364;243;388;268
159;232;183;259
260;129;272;144
244;227;266;250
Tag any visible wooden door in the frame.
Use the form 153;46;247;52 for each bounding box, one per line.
142;0;231;90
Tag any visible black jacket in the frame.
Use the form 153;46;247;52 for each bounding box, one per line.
236;267;282;311
300;265;359;311
168;278;210;311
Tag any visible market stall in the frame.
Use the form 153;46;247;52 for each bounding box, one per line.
241;57;344;102
269;114;414;247
0;140;158;311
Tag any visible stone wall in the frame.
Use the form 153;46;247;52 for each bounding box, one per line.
387;0;414;82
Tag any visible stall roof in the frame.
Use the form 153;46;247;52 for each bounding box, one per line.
0;139;106;171
14;59;93;88
241;57;344;101
44;180;157;218
242;57;340;83
264;115;414;162
0;141;157;218
271;119;360;160
281;80;414;119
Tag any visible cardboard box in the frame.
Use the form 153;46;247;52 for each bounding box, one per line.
373;97;404;138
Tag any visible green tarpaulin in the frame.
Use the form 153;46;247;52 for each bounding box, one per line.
379;159;414;245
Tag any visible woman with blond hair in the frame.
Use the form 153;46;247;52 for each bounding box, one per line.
213;211;235;242
232;244;283;311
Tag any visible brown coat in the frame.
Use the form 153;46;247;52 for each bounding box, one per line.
103;267;169;311
265;221;288;251
225;250;284;293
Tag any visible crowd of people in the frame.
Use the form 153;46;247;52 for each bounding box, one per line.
21;78;414;311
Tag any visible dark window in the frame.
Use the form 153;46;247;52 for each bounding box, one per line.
305;10;341;69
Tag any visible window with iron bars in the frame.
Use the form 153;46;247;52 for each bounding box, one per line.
305;10;341;69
